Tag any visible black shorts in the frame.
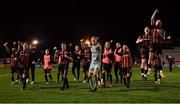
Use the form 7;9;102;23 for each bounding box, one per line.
83;63;90;72
11;66;18;73
58;64;63;71
154;65;162;70
103;63;112;72
122;67;131;75
18;68;23;75
103;63;112;70
44;69;51;75
141;48;149;61
60;64;69;77
152;43;163;55
72;61;80;68
114;62;121;69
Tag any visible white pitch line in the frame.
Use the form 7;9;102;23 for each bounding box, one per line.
0;74;9;78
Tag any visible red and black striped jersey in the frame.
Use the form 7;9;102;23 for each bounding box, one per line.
152;28;165;44
141;34;152;48
122;52;132;68
58;50;70;64
19;50;30;69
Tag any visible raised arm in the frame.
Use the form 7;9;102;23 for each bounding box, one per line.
3;42;10;53
16;41;21;53
136;35;143;44
80;39;84;50
151;9;159;25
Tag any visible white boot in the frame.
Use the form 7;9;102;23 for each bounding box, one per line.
147;68;151;75
31;81;34;85
160;70;165;78
26;78;29;83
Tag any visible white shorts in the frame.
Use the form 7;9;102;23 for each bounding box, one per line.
89;61;101;73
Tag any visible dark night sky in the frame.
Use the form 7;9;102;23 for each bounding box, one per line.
0;0;179;48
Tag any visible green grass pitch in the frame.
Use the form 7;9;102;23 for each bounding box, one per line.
0;66;180;103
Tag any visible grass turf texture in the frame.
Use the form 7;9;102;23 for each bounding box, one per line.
0;66;180;103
